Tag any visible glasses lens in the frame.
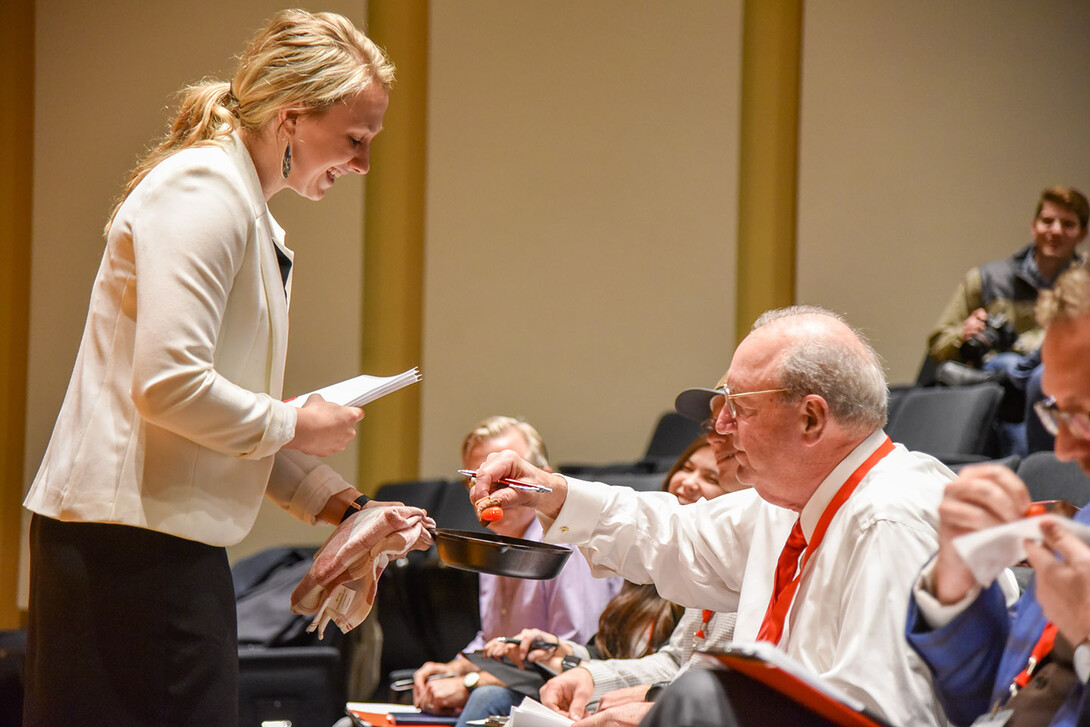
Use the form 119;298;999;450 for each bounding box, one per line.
1033;399;1060;437
716;386;735;418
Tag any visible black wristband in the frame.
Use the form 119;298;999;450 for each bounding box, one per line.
340;494;372;523
644;681;670;703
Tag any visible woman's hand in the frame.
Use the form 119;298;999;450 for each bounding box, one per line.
595;685;650;711
285;394;364;456
540;667;595;719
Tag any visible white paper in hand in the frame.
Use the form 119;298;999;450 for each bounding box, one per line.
507;697;574;727
285;367;420;408
953;515;1090;585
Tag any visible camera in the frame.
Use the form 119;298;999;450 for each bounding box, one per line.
960;312;1018;366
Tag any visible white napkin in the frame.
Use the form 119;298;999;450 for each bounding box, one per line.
508;697;574;727
291;504;434;638
952;515;1090;586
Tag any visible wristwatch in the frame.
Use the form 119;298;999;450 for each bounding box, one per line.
561;654;583;671
1074;638;1090;684
463;671;481;692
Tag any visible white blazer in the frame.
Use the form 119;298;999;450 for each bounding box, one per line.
25;132;346;546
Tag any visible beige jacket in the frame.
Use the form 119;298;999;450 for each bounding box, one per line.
25;132;346;546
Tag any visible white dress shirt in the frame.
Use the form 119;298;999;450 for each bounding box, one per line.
543;429;954;726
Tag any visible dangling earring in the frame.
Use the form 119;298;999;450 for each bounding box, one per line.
281;143;292;179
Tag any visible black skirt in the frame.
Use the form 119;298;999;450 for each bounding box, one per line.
24;515;238;727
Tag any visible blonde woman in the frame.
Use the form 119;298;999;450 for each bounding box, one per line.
23;11;429;726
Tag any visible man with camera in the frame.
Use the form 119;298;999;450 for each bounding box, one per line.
928;186;1088;455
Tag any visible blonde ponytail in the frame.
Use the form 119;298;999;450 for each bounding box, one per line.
104;81;237;234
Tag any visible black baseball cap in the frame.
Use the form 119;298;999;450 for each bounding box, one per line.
674;386;724;422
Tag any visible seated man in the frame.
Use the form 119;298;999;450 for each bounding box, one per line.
412;416;618;724
929;186;1088;455
472;306;953;725
907;263;1090;726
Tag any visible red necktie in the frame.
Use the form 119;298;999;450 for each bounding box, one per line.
757;520;807;644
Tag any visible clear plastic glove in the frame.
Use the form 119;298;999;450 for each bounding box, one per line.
291;504;434;637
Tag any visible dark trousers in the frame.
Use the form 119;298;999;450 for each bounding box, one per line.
24;515;238;727
639;668;841;727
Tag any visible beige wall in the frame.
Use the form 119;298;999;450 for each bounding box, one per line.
798;0;1090;384
21;1;1090;571
419;0;744;475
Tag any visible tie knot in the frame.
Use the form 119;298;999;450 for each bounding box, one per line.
786;520;806;550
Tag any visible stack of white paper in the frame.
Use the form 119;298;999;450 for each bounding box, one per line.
507;697;573;727
285;367;421;409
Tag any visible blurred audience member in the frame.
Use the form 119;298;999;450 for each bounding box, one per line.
930;186;1088;456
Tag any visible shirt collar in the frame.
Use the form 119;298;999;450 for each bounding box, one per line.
1021;248;1051;289
798;428;888;540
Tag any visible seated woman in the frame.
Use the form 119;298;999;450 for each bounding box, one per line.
465;434;744;725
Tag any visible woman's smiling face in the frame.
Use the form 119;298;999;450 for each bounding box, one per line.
284;82;389;200
668;444;728;504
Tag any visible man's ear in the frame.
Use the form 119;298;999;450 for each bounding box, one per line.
800;395;828;442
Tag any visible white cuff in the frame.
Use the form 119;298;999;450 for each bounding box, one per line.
913;556;981;630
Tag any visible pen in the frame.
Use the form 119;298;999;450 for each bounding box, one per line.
389;672;458;692
457;469;553;493
497;636;559;651
426;672;458;682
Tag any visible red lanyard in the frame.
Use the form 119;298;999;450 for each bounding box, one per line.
757;436;896;645
1012;622;1058;693
695;609;715;640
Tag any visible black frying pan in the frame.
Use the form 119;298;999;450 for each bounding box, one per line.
430;528;572;580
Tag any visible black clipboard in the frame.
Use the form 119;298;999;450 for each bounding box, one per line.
461;650;558;699
705;643;893;727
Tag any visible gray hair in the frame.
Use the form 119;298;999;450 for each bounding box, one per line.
1038;262;1090;327
461;415;550;469
752;306;888;431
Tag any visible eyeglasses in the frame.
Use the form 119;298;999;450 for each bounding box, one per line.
712;385;788;419
1033;396;1090;440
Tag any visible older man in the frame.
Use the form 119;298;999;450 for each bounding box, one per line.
472;306;952;725
907;264;1090;726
